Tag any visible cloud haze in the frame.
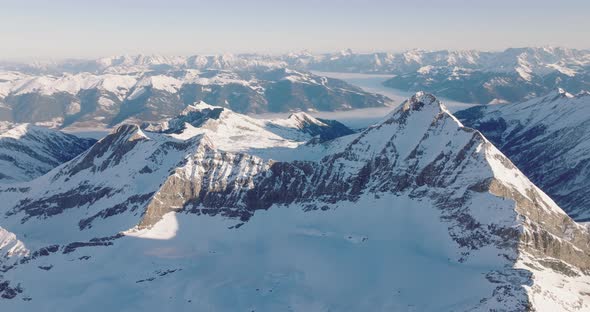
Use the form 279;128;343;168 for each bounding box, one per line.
1;0;588;59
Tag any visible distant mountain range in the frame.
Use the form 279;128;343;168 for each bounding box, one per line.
296;47;590;104
0;67;391;128
0;54;286;75
2;47;588;111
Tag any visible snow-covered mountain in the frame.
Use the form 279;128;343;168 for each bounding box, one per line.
456;89;590;221
1;92;589;311
6;48;587;77
0;122;95;184
0;54;287;75
301;47;590;76
3;47;588;106
281;47;590;104
378;48;590;104
0;68;391;127
141;102;355;160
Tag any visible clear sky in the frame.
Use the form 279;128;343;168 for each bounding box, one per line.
1;0;588;60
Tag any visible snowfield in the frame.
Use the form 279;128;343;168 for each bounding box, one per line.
1;195;523;312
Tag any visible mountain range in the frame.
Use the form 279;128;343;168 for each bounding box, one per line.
299;47;590;104
1;93;590;311
456;88;590;222
0;68;391;128
3;47;589;108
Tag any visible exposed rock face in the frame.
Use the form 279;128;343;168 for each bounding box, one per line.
456;89;590;221
0;122;96;184
0;92;589;311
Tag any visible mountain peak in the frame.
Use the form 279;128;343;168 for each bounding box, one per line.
382;91;453;127
178;101;228;119
156;103;227;133
402;91;441;112
110;124;148;142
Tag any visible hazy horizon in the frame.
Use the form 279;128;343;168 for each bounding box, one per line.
1;0;589;60
2;46;589;63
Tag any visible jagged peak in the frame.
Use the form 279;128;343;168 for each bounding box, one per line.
112;123;139;133
381;92;461;128
156;103;229;133
401;91;441;112
54;123;214;181
103;124;149;143
364;93;571;223
51;124;147;179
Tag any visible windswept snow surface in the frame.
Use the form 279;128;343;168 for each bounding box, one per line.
1;195;513;312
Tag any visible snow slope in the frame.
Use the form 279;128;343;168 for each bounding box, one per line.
142;102;355;160
0;122;95;184
298;47;590;104
456;89;590;221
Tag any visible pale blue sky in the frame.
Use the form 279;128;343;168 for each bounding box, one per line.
1;0;588;60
